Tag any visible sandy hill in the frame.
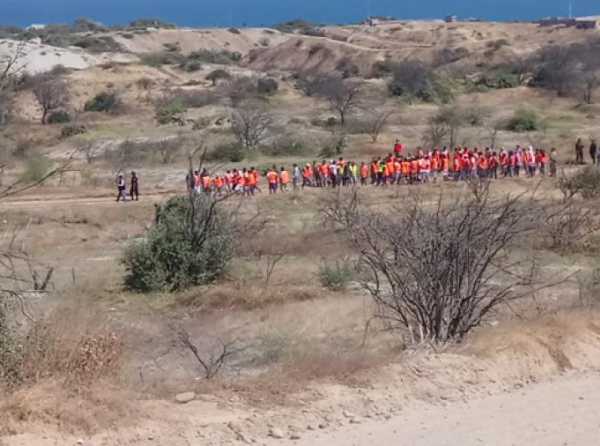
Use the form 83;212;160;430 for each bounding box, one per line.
248;21;597;75
111;27;289;55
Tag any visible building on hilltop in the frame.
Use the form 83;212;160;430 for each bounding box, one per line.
26;24;46;30
538;15;600;29
575;16;600;29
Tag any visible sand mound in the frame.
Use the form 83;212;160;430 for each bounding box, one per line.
112;27;290;55
0;39;135;75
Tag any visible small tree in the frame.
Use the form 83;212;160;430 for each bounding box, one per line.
314;76;362;127
33;75;69;124
423;105;466;149
84;91;122;113
122;193;234;292
231;102;272;150
580;72;600;105
206;69;231;86
0;42;25;126
388;60;432;101
365;110;393;143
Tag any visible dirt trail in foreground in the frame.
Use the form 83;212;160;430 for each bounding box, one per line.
266;372;600;446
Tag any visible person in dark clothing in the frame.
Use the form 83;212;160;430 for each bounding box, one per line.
590;139;597;165
130;171;139;201
575;138;585;164
116;174;127;202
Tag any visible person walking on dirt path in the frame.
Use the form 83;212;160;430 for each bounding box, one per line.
590;139;597;165
575;138;585;164
116;174;127;202
130;171;139;201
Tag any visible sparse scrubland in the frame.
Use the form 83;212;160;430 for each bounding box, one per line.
2;17;600;445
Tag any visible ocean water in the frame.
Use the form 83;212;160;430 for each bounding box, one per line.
2;0;599;28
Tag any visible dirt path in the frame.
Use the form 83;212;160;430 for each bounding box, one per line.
265;372;600;446
0;191;177;208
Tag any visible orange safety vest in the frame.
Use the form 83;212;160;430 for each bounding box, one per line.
410;160;419;174
267;171;278;184
386;161;395;176
280;171;290;184
360;164;369;178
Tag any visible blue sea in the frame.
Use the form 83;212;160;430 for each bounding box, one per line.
2;0;600;28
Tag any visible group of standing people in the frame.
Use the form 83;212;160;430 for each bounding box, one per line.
186;144;560;196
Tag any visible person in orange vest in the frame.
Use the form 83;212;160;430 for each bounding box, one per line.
266;165;279;194
200;169;211;193
279;166;290;192
319;161;329;187
478;154;489;179
370;158;379;185
410;157;420;184
302;163;313;188
246;167;257;195
393;157;402;185
359;162;369;186
401;158;410;184
214;176;224;195
386;157;395;185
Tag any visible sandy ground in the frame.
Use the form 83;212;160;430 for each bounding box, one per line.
265;371;600;446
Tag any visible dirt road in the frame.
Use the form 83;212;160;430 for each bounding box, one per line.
266;372;600;446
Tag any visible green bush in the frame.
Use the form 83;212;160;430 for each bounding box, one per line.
84;91;121;113
72;36;122;53
257;77;279;95
506;108;540;132
318;259;354;291
20;155;54;183
206;142;245;162
388;61;455;104
46;110;71;124
141;51;185;67
122;195;234;292
262;135;308;157
154;97;187;125
60;124;87;138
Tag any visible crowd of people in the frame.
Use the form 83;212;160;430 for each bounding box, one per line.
186;144;560;196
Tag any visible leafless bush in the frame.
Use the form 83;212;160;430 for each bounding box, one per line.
32;74;69;124
0;42;25;126
322;187;559;344
559;166;600;200
422;105;468;149
541;199;600;252
221;76;258;106
363;110;393;142
314;76;363;127
173;326;242;380
231;101;273;150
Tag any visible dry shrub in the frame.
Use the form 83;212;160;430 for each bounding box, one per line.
15;322;122;387
1;299;123;392
0;381;133;436
541;199;600;252
177;283;317;311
